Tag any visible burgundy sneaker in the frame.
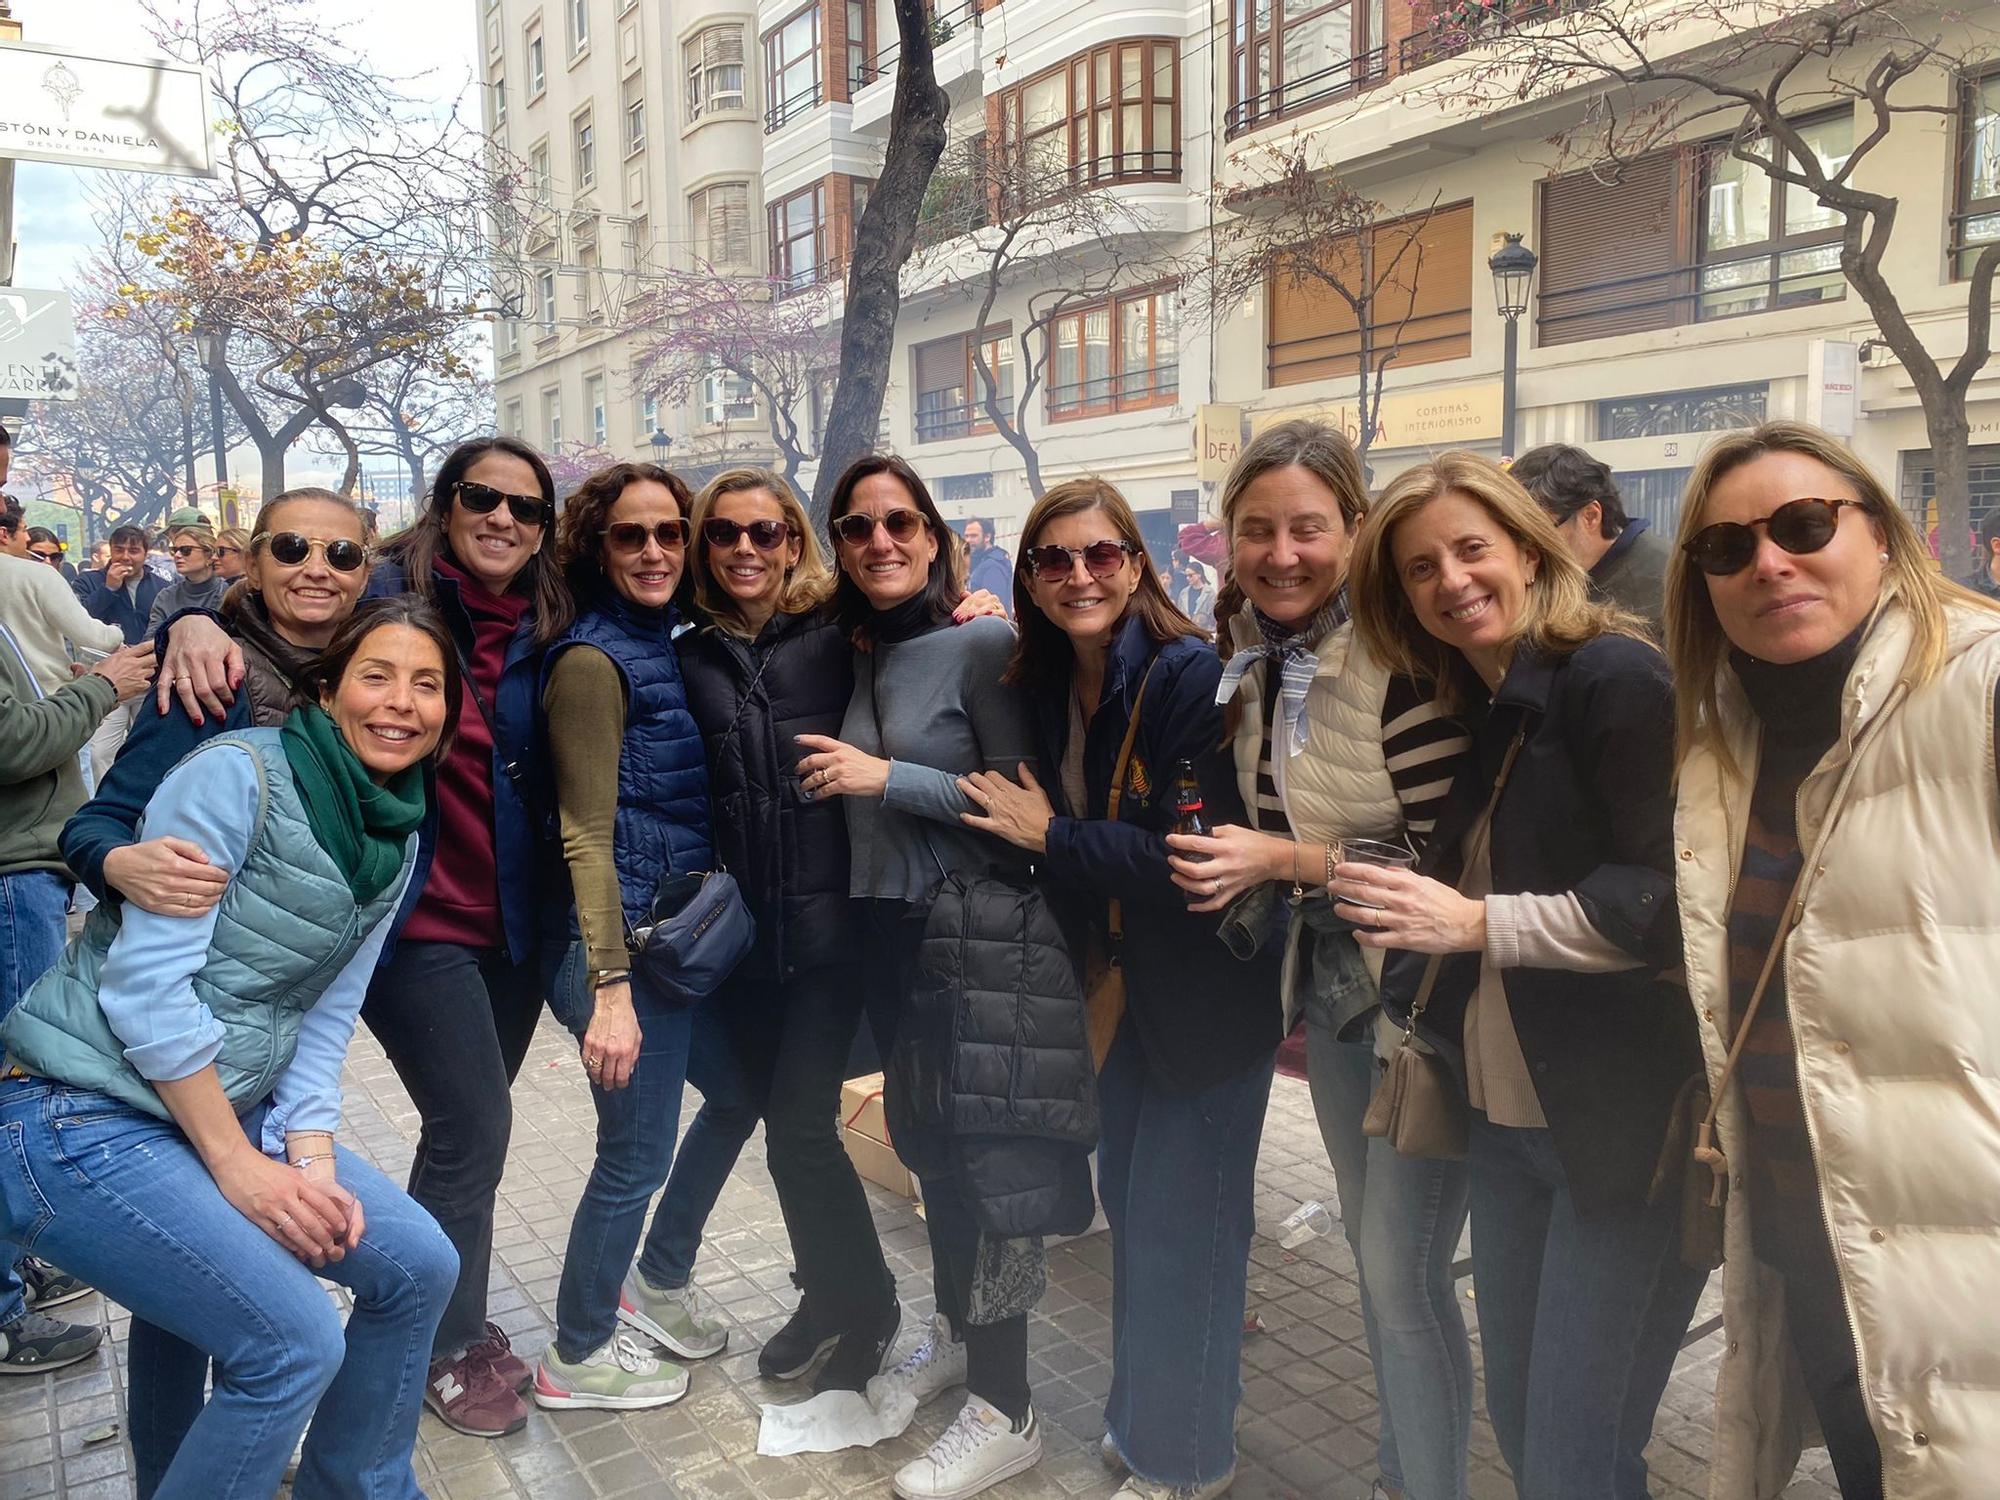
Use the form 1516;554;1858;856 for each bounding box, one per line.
470;1321;532;1394
424;1346;528;1437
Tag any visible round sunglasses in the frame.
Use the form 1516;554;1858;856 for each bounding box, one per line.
831;508;925;548
604;519;689;554
1683;497;1864;576
262;532;368;572
702;517;793;551
1023;539;1138;583
454;480;552;528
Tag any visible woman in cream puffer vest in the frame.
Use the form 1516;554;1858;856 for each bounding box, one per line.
1666;421;2000;1500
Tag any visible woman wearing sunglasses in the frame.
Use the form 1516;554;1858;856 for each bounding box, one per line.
215;527;250;582
147;523;229;635
1336;453;1700;1500
1666;422;2000;1500
955;477;1278;1500
796;453;1048;1500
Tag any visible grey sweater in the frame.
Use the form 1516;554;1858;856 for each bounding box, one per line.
148;573;230;635
841;615;1038;901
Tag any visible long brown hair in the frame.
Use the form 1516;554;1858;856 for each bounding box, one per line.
1006;477;1200;692
1665;420;2000;775
221;486;367;619
1348;450;1647;711
378;436;573;645
825;453;966;637
555;461;696;612
688;468;834;634
314;595;465;765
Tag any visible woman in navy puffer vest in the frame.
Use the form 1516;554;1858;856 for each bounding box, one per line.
532;462;756;1412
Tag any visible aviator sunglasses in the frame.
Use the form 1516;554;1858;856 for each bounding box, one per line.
1683;497;1865;576
830;508;926;547
263;532;368;572
453;480;553;528
1023;538;1138;583
702;517;794;551
604;519;690;554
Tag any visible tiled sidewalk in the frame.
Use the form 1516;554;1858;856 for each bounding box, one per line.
0;1017;1844;1500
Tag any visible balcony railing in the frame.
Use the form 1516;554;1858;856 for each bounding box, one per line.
764;79;823;133
1047;363;1179;419
914;393;1005;443
1225;46;1388;138
1399;0;1592;73
855;0;983;89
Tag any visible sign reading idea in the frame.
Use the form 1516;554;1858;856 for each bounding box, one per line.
0;41;216;179
0;290;79;402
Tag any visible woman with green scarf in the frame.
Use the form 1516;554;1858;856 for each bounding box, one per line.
0;599;463;1500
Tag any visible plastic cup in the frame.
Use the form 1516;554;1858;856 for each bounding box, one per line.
1338;838;1417;916
1276;1199;1335;1249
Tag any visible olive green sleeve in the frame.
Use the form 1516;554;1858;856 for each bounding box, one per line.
544;646;631;972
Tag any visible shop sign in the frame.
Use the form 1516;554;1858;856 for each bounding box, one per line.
1194;404;1243;481
1807;339;1860;437
0;41;216;178
0;289;77;401
1251;383;1504;450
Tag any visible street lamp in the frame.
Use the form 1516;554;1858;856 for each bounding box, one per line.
650;428;673;463
194;324;230;490
1487;232;1538;460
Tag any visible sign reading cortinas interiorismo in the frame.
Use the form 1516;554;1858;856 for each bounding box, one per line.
0;41;216;179
1251;383;1505;450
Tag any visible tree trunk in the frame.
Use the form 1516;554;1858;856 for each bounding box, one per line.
807;0;949;522
1923;404;1974;581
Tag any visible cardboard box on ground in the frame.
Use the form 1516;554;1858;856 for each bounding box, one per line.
840;1072;918;1199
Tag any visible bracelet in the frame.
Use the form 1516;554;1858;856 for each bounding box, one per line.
592;969;632;989
1290;840;1305;899
290;1153;333;1170
1324;841;1339;888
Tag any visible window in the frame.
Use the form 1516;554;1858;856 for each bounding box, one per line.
999;40;1179;203
691;182;753;269
845;0;870;94
1899;444;2000;542
624;214;649;270
912;326;1013;443
1048;288;1177;418
586;374;608;444
685;25;747;120
504;399;524;437
527;28;546;94
764;5;821;130
544;387;563;447
770;181;828;293
536;269;557;332
529;141;552;206
622;76;645;154
1266;200;1473;387
936;473;996;503
1611;469;1697;535
491;73;507;127
573;111;596;189
1955;72;2000;278
567;0;589;56
578;239;601;321
702;371;757;426
1598;383;1768;439
1698;113;1851;319
1538;151;1686;347
640;392;659;437
497;318;520;357
1227;0;1386;135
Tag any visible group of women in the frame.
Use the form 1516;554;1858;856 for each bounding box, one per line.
0;414;1990;1500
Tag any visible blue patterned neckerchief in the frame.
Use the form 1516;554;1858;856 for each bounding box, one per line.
1214;590;1351;756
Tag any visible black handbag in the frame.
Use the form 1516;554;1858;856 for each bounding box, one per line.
626;869;756;1008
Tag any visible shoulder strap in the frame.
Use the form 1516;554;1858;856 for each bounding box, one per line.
1405;723;1526;1025
461;649;529;798
1105;655;1162;948
710;629;782;767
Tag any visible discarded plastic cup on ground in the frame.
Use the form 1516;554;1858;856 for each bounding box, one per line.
1276;1199;1334;1249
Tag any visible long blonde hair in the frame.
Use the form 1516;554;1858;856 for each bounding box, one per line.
1665;420;2000;773
688;468;834;634
1349;450;1646;710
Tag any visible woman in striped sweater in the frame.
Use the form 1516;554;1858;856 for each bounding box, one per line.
1166;421;1470;1500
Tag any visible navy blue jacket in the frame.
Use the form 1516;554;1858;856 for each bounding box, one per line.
76;568;169;645
1034;616;1283;1093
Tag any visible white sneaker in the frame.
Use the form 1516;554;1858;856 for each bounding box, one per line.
869;1314;969;1408
618;1270;729;1360
893;1397;1041;1500
1113;1466;1237;1499
532;1329;690;1410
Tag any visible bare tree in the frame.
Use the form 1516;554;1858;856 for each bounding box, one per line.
339;349;496;502
1409;0;2000;574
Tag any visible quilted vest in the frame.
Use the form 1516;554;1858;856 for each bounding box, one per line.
3;731;415;1120
1678;601;2000;1500
550;597;713;928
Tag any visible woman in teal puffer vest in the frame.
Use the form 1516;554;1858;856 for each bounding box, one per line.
0;599;462;1500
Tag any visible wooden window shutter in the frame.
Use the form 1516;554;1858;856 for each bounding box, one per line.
914;335;968;396
1384;200;1472;368
706;26;745;69
1538;152;1681;346
1268;237;1364;387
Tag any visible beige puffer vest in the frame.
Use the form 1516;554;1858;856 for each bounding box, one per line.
1676;600;2000;1500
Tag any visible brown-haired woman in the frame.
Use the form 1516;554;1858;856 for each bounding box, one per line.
1666;422;2000;1499
1335;452;1702;1500
959;476;1279;1499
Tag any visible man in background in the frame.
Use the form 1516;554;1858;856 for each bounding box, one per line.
1512;443;1671;626
962;517;1014;617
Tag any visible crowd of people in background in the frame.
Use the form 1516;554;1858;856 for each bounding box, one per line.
0;410;1992;1500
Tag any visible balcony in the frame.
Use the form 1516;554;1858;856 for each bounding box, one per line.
854;0;982;88
1225;45;1388;138
1399;0;1594;73
1047;363;1178;420
765;79;824;133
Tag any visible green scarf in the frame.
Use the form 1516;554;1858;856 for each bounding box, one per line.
279;706;427;905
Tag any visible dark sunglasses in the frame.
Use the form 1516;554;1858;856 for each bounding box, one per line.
169;543;211;558
264;532;368;572
831;508;925;547
216;545;241;558
454;480;552;527
1684;497;1864;576
1024;539;1138;583
28;548;61;564
702;517;793;551
604;519;689;554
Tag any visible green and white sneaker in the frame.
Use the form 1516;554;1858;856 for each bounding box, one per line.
617;1270;728;1360
532;1330;689;1410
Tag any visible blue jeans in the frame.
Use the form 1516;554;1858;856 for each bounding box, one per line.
0;869;71;1329
1099;1019;1276;1490
1467;1113;1698;1500
552;975;759;1360
0;1081;456;1500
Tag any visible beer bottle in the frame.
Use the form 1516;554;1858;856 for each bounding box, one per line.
1170;759;1212;904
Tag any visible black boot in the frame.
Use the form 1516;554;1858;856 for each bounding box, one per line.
759;1274;840;1381
812;1299;902;1394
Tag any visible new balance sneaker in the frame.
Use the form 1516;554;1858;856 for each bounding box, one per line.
868;1314;968;1409
892;1397;1042;1500
468;1321;532;1394
813;1300;901;1395
19;1258;91;1311
533;1330;689;1411
759;1297;838;1382
0;1311;102;1375
424;1346;528;1436
1112;1466;1237;1500
618;1270;728;1361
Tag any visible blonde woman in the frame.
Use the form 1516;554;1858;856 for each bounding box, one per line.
1665;422;2000;1499
1337;452;1702;1500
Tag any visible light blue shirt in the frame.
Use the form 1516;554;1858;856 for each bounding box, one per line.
93;744;405;1155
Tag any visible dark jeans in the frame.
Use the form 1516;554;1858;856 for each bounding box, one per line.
759;962;897;1333
1467;1114;1701;1500
1098;1019;1275;1490
362;940;545;1359
1773;1235;1884;1499
858;898;1031;1421
0;868;69;1329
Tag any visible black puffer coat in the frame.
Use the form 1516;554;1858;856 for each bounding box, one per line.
886;872;1098;1238
678;608;855;984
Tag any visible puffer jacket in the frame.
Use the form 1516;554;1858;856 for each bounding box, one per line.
1678;600;2000;1499
677;608;853;983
